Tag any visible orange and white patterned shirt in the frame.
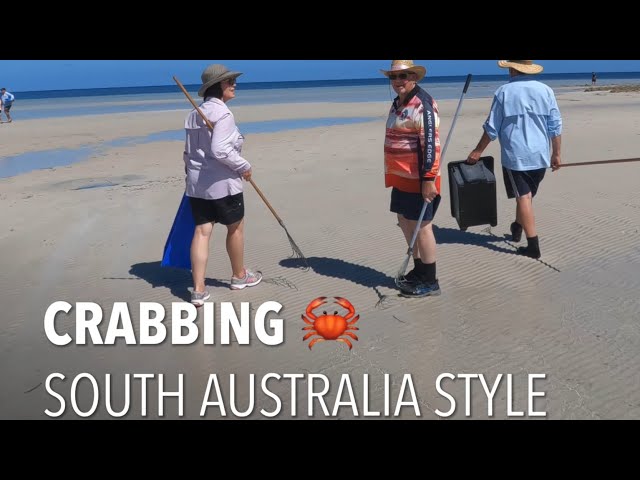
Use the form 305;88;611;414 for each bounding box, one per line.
384;86;441;194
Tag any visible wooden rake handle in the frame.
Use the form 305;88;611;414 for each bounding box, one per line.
560;157;640;167
172;76;284;224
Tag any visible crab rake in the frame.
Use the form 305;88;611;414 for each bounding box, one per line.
395;74;473;287
173;76;309;270
559;157;640;167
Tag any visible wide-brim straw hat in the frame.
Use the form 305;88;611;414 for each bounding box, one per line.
380;60;426;82
498;60;543;75
198;64;243;97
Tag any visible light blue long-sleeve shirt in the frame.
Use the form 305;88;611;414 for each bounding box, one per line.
483;75;562;171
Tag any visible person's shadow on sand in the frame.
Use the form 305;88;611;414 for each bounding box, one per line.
128;229;515;301
280;257;397;290
129;261;228;302
279;227;514;289
435;225;561;272
278;227;519;293
433;225;515;254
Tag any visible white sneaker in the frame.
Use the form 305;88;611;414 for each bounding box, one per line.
191;290;211;307
230;269;263;290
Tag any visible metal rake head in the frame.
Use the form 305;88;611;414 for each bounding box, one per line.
285;229;309;270
394;254;411;287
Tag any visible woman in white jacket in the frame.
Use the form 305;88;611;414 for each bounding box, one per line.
183;64;262;306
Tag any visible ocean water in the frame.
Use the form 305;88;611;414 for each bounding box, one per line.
3;72;640;177
11;72;640;121
0;116;377;178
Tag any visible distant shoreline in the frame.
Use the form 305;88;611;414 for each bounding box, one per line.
585;84;640;93
13;71;640;98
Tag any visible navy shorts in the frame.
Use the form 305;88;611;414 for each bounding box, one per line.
189;193;244;226
390;187;441;222
503;167;546;199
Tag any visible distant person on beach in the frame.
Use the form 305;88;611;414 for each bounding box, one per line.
592;72;597;86
466;60;562;260
183;64;262;306
1;88;14;123
382;60;442;298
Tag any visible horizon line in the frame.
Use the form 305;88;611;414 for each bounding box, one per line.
13;71;640;94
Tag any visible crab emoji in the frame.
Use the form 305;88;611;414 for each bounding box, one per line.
302;296;360;350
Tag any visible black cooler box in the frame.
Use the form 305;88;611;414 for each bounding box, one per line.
448;156;498;231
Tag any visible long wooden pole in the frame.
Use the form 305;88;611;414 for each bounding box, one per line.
560;157;640;168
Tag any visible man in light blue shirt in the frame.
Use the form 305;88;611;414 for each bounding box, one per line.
467;60;562;259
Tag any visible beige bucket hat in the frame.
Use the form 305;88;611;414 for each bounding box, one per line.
198;64;243;97
497;60;543;75
380;60;427;82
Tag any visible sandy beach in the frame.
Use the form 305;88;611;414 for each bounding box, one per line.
1;90;639;419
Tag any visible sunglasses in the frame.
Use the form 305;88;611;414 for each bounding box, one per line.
225;78;237;86
388;72;414;81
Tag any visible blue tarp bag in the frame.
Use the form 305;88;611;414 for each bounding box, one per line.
161;193;195;270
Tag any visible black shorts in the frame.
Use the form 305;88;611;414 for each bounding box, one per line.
502;167;546;199
3;104;11;112
390;187;441;222
189;193;244;226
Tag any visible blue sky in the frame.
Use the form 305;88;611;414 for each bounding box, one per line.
2;60;640;92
